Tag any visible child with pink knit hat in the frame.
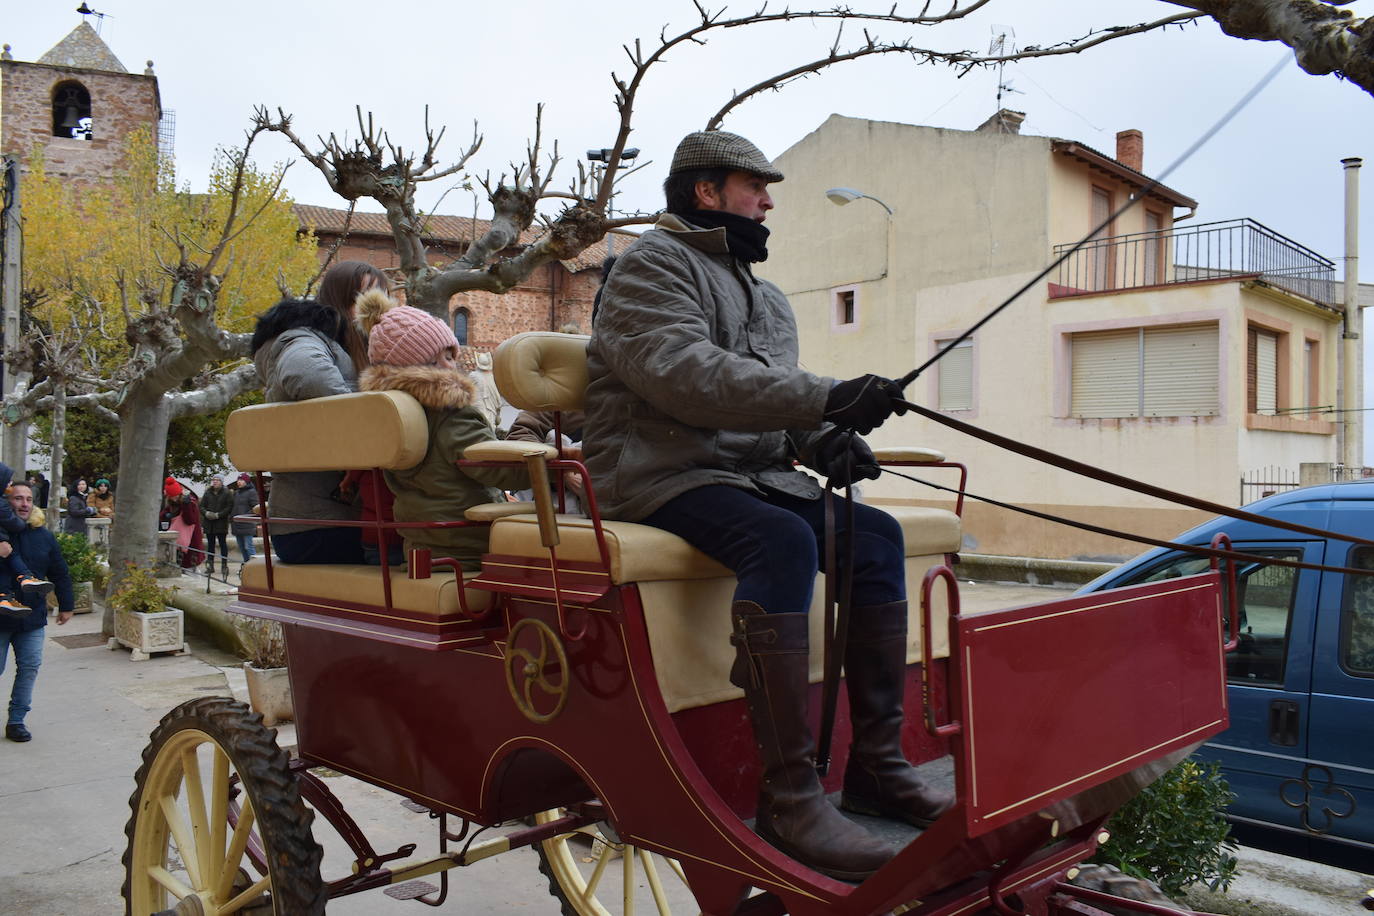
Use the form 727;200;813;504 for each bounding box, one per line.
355;292;529;571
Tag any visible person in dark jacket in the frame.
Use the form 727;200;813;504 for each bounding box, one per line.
229;473;259;566
249;261;384;564
161;479;204;571
583;130;947;880
200;475;235;577
0;483;74;742
61;479;96;536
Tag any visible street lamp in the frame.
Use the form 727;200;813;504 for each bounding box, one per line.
587;147;642;257
825;187;893;216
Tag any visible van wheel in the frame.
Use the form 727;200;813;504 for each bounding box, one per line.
1068;863;1181;914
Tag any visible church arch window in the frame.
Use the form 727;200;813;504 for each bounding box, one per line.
52;80;93;140
452;307;470;347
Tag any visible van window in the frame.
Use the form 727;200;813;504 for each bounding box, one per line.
1125;549;1301;685
1342;547;1374;676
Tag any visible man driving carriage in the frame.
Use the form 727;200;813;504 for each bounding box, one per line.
583;129;953;881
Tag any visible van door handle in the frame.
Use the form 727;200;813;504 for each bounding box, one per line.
1268;699;1300;747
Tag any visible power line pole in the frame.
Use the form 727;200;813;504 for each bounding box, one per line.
1;156;29;469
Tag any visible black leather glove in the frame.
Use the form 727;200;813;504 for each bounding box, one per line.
823;374;907;435
811;430;881;488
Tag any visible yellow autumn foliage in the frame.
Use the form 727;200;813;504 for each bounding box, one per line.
22;128;318;364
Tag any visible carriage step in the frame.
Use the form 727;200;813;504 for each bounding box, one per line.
399;799;431;814
384;880;440;900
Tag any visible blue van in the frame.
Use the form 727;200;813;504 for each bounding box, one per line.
1079;480;1373;872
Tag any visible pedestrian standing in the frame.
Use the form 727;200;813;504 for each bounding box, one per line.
0;483;74;742
230;473;258;567
62;479;95;536
200;475;234;578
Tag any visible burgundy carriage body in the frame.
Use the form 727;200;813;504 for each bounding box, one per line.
224;339;1230;916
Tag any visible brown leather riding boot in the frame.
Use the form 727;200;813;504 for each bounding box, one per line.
730;601;894;881
839;600;955;828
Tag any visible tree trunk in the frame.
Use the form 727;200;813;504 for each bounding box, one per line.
46;385;65;534
103;393;171;636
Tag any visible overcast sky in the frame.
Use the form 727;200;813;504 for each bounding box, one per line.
12;0;1374;449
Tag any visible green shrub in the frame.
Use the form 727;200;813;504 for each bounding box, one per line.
56;531;103;584
1092;759;1239;896
110;563;171;615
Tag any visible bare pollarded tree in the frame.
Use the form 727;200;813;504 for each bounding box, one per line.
255;1;1370;323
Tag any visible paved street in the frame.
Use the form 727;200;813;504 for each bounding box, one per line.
0;580;1368;914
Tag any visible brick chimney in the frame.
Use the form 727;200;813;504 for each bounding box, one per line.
1116;129;1143;172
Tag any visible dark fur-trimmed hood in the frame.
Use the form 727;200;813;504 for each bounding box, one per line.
251;298;346;354
359;364;479;410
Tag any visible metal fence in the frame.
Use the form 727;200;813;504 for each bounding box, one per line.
1054;218;1337;307
1240;465;1302;505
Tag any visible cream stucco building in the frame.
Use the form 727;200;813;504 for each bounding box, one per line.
760;113;1344;560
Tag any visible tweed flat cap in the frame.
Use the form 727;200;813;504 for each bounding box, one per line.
669;130;784;182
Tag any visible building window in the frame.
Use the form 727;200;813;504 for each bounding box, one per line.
52;80;92;140
936;338;973;411
1248;326;1280;415
1088;187;1113;291
1143;210;1164;286
452;307;470;347
1070;323;1219;418
1304;337;1320;416
832;286;858;329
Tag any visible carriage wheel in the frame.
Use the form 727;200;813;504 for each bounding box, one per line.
534;809;697;915
122;697;325;915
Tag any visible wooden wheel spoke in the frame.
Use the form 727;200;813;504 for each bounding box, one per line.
180;746;212;887
209;746;230;887
215;797;257;902
582;840;614;902
158;793;205;889
639;848;673;916
148;864;194;901
666;856;688;886
623;843;636;916
219;873;271;915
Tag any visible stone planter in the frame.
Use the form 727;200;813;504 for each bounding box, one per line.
70;581;94;614
109;607;188;661
244;663;293;727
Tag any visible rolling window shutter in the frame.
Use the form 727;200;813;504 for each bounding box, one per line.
1071;329;1140;417
938;339;973;410
1142;324;1219;416
1254;329;1278;415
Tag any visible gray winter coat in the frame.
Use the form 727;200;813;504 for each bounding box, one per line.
584;213;834;521
251;303;359;536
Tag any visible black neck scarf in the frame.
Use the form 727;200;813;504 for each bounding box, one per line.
681;209;770;263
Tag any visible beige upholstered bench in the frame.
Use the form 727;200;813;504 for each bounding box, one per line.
225;389;510;620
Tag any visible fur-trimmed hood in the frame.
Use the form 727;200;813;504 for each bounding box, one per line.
251;298;346;353
359;364;479;410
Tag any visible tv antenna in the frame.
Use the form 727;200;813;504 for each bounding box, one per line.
76;3;112;35
989;26;1021;107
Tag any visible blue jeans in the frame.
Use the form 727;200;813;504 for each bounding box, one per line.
235;534;256;563
641;485;905;612
0;627;44;725
273;527;364;565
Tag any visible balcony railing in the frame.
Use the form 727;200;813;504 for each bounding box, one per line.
1051;218;1337;307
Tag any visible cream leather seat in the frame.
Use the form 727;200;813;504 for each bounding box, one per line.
489;332;963;713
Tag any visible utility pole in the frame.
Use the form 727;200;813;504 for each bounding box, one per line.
1;156;28;469
1342;157;1362;474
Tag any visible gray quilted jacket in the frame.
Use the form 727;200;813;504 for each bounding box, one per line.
252;324;358;536
584;213;834;521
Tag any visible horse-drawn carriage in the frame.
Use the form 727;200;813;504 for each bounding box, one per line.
122;332;1232;915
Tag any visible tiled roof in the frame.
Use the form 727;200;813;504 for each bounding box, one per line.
1050;139;1196;209
293;203;619;273
37;22;127;73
